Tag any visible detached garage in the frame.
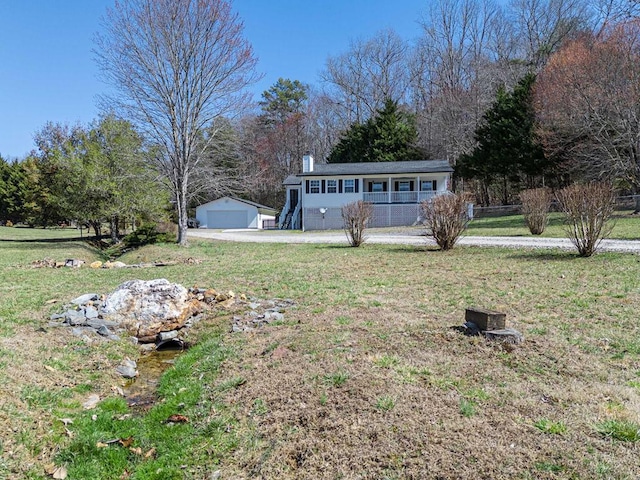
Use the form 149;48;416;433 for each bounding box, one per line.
195;197;277;229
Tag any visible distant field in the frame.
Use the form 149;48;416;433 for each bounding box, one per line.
1;226;639;479
466;210;640;240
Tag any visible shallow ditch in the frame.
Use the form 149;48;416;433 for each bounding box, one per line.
122;344;184;408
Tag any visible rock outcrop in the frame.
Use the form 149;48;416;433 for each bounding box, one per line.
101;279;201;341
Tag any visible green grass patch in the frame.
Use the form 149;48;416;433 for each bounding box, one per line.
595;420;640;442
466;210;640;239
55;334;237;478
534;418;567;435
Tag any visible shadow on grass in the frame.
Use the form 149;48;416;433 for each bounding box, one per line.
506;250;580;262
0;236;89;243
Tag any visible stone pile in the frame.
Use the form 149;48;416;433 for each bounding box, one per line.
231;299;296;333
50;279;296;343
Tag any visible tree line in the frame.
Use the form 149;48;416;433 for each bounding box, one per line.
2;0;639;243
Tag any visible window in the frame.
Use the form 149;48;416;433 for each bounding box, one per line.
344;179;355;193
421;180;434;191
310;180;320;194
372;182;385;193
327;179;337;193
398;181;411;192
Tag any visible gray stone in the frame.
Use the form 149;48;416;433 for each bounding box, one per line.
157;330;178;341
86;318;117;329
249;302;261;310
65;309;86;326
264;311;284;322
483;328;524;345
97;325;112;337
116;364;138;378
71;327;93;337
84;306;99;319
71;293;99;306
50;313;65;321
101;279;200;338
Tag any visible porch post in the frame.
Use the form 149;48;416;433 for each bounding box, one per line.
388;177;392;203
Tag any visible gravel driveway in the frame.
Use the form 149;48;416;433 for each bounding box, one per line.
188;229;640;253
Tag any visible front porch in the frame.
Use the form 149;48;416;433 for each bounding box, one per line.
362;178;439;204
362;190;438;204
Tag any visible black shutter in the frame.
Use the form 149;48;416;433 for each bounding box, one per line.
339;179;343;193
394;181;399;191
355;179;359;193
433;180;437;191
321;180;326;193
306;180;310;194
383;182;387;192
410;181;414;191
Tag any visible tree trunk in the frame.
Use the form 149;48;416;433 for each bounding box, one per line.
110;215;120;243
176;187;189;246
634;195;640;214
90;221;101;237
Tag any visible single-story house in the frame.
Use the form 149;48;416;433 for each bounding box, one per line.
281;155;454;230
195;196;277;229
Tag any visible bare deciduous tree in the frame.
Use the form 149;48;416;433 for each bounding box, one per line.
535;20;640;209
95;0;259;245
322;29;412;127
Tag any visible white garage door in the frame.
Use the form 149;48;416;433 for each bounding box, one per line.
207;210;248;229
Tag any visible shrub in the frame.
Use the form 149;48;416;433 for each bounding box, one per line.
342;201;373;247
123;223;172;247
421;192;470;250
555;182;616;257
520;187;552;235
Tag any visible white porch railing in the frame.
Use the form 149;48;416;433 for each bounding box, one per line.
363;191;439;204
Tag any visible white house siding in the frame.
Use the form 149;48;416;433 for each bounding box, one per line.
196;197;275;229
303;204;423;230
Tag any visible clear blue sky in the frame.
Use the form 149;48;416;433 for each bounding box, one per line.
0;0;426;160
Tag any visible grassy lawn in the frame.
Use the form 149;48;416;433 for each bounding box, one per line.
466;210;640;240
1;226;640;479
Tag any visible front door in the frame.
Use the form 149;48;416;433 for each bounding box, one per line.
289;188;299;208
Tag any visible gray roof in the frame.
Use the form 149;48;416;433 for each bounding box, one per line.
283;175;302;186
229;197;277;214
299;160;453;177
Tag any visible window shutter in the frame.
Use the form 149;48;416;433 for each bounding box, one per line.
306;180;310;194
355;179;359;193
339;179;343;193
410;181;414;191
383;182;387;192
433;180;437;191
394;181;398;191
321;180;326;193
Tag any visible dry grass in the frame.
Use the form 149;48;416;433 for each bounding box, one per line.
1;227;640;478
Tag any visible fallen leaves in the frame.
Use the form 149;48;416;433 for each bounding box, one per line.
95;437;156;459
166;414;189;423
44;464;67;479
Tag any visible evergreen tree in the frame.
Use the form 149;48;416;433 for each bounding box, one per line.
327;99;425;163
457;74;550;205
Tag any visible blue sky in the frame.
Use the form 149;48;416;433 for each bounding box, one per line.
0;0;426;159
